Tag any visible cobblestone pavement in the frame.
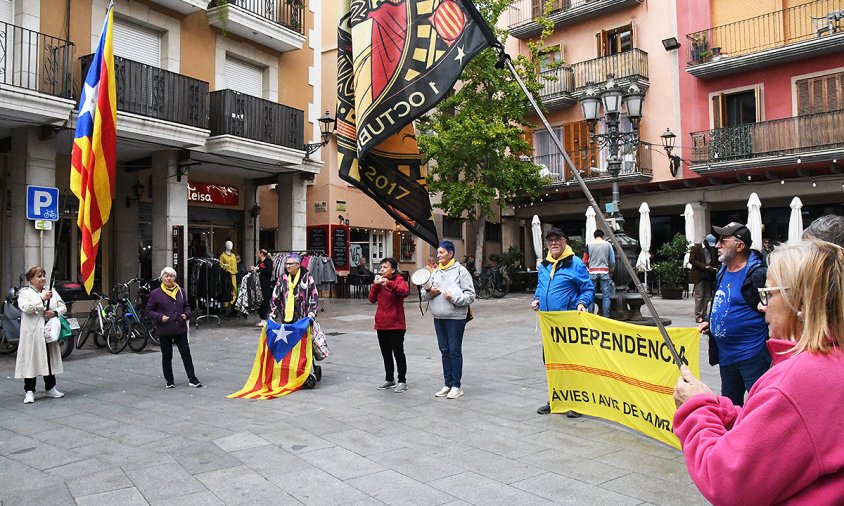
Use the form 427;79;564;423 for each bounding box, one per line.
0;293;715;505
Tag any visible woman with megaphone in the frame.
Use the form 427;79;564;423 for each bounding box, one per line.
420;241;475;400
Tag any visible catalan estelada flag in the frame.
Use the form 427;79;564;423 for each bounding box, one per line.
228;318;314;400
70;3;117;294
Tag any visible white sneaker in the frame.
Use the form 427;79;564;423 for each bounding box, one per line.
45;387;64;398
434;386;451;398
446;387;463;399
23;391;35;404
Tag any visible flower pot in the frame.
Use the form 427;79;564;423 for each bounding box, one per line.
660;287;685;300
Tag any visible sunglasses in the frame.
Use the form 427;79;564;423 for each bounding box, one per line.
758;286;789;305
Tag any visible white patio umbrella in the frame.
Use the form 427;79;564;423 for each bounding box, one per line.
636;202;651;272
683;203;695;243
747;192;763;250
585;206;597;244
787;196;804;245
531;215;543;268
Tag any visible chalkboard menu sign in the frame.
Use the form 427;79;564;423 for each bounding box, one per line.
307;225;328;255
331;225;349;269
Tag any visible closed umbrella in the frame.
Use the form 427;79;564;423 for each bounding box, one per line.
531;215;543;268
787;197;803;245
636;202;651;272
683;203;695;243
585;206;597;244
747;193;763;250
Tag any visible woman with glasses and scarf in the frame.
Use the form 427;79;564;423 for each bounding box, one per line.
269;254;318;324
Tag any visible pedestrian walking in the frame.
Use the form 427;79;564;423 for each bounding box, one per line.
15;266;66;404
688;234;719;323
583;229;614;317
145;267;202;389
421;241;475;399
368;257;410;393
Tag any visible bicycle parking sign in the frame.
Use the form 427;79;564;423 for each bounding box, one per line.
26;186;60;221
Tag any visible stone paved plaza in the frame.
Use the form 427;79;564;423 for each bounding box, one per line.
0;293;715;505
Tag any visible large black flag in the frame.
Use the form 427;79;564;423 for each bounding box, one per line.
336;0;492;246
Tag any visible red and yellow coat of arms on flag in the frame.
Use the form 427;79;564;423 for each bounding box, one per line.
336;0;490;246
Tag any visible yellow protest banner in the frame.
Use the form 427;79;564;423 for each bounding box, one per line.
539;311;700;449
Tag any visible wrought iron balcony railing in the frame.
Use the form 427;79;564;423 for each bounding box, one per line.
80;54;209;129
209;89;304;150
209;0;305;35
690;109;844;164
535;142;652;182
0;21;74;98
686;0;844;67
506;0;642;38
571;49;648;89
538;66;575;102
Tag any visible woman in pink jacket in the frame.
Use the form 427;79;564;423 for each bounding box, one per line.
673;240;844;505
368;257;409;393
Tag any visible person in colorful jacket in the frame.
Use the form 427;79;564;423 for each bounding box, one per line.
269;253;318;324
673;240;844;505
369;257;410;393
421;240;476;400
532;227;594;416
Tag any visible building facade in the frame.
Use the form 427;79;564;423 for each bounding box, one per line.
0;0;324;291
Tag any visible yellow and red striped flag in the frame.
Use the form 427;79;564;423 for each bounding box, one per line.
228;318;314;400
70;3;117;293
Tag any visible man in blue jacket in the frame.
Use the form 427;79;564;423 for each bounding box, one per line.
532;228;594;415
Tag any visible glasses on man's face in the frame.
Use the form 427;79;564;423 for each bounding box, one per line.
546;238;564;244
758;286;789;305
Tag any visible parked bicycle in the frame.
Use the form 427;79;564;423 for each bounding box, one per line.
0;287;21;355
135;277;160;346
112;280;151;353
75;292;120;352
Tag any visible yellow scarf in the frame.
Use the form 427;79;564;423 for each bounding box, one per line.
284;269;301;323
438;258;455;270
161;283;180;300
546;245;574;280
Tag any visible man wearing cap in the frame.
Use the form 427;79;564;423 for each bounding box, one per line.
531;228;594;416
699;222;770;407
688;234;720;323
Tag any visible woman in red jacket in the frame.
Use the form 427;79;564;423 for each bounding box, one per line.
368;257;410;392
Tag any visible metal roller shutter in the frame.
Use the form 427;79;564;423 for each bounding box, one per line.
0;0;13;24
113;17;161;67
225;56;264;98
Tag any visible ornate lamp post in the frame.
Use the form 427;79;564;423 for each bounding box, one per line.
304;110;336;160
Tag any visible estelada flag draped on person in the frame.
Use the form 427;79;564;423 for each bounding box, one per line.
336;0;492;246
228;318;314;400
70;3;117;294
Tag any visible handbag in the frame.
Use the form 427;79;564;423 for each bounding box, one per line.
44;317;61;343
58;315;73;342
312;321;330;361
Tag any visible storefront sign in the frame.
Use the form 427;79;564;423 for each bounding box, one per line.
331;224;350;269
307;225;329;255
187;182;239;206
336;200;347;212
314;201;327;213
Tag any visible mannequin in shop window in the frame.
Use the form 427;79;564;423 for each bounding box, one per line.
219;241;238;315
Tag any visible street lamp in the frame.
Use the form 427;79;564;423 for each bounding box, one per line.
578;74;645;231
660;127;682;177
304;110;336;160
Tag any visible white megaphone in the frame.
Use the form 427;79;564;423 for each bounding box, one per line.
410;268;433;290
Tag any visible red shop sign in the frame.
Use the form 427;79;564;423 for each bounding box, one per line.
187;182;239;206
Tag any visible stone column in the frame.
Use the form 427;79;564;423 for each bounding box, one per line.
150;151;188;282
275;172;307;251
8;127;57;283
114;171;142;282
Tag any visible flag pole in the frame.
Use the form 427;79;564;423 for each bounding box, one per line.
457;14;682;368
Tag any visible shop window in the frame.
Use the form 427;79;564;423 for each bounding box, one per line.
399;232;415;262
442;217;463;239
796;72;844;115
598;24;633;56
485;222;501;242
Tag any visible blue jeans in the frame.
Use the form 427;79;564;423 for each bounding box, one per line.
590;273;613;317
719;347;771;406
434;318;467;388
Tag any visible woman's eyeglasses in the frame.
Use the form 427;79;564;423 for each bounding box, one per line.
758;286;789;305
285;263;297;266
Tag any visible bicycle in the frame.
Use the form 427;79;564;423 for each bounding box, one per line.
471;269;494;299
75;292;121;351
488;265;511;299
135;277;160;346
112;280;151;353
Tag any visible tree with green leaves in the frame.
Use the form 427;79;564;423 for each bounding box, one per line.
417;0;555;266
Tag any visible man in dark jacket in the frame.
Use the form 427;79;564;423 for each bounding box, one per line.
699;222;769;406
369;257;410;393
688;234;719;323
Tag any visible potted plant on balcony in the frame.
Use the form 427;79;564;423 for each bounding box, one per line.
652;233;689;300
690;33;711;63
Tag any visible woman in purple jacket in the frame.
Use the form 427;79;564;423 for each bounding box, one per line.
145;267;201;389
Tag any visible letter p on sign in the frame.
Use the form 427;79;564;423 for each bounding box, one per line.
26;186;60;221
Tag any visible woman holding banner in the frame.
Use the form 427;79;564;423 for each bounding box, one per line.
673;240;844;505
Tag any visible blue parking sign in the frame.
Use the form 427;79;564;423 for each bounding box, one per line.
26;186;60;221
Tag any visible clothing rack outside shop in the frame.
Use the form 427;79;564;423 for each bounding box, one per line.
188;257;221;328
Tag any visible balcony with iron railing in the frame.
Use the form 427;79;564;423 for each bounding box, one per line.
538;66;575;109
690;109;844;173
207;0;305;52
0;21;74;98
534;142;652;184
80;54;209;130
571;48;648;90
506;0;643;39
685;0;844;79
209;89;304;152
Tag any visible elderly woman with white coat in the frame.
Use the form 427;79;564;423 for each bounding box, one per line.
15;266;66;404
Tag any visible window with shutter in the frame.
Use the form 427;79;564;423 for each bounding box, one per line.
563;121;596;178
0;0;13;24
796;73;844;115
113;18;161;67
225;56;264;98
